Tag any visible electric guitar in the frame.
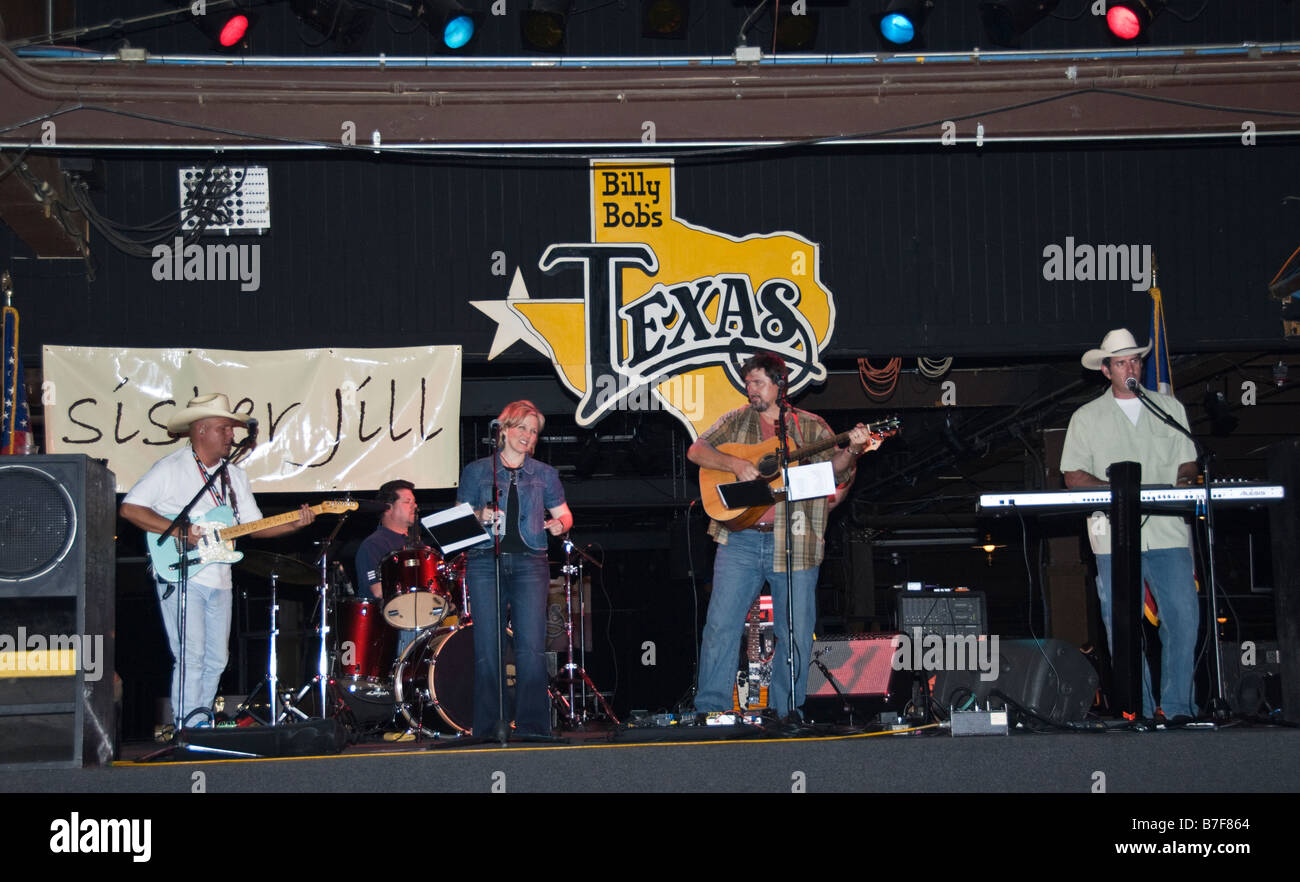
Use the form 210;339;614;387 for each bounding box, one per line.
733;596;775;713
148;500;357;582
698;417;900;530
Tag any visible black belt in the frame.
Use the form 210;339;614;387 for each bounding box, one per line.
748;523;775;533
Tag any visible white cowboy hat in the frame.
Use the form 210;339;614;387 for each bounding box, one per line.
166;392;251;434
1081;328;1152;371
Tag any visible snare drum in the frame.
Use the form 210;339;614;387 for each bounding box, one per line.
380;546;455;629
393;625;514;735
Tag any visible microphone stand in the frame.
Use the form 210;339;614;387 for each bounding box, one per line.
774;390;799;725
1126;378;1227;719
489;424;510;745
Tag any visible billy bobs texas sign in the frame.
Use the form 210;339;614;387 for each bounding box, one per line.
471;160;837;437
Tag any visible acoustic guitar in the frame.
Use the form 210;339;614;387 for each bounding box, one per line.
698;417;900;530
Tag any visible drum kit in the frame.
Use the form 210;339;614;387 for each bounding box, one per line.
238;537;614;741
337;545;491;737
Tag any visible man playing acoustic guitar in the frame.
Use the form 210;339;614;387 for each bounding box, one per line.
688;353;883;723
121;393;315;730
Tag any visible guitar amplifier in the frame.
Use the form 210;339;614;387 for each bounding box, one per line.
803;633;910;721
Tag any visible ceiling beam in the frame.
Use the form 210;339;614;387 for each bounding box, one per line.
3;44;1300;149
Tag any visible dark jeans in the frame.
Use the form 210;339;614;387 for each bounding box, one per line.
466;549;551;736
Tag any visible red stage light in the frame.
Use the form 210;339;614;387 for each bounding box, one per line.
1106;7;1142;40
218;15;251;47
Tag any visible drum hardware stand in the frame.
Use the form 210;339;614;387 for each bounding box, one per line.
238;572;308;725
553;537;619;728
288;519;352;720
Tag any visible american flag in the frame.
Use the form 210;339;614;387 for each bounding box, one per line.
2;288;33;455
1143;283;1173;395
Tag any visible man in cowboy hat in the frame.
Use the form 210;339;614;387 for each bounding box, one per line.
121;393;315;729
1060;329;1199;721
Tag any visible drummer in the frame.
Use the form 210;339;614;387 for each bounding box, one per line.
354;479;420;653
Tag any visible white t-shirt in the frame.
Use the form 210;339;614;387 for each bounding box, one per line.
123;446;263;590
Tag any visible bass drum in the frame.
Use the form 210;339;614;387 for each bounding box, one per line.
393;625;514;736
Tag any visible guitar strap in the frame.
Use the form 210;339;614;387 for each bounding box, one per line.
191;450;240;522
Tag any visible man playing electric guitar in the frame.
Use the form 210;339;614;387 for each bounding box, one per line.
689;352;883;723
120;392;315;730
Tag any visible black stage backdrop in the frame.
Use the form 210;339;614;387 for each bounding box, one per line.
3;139;1296;363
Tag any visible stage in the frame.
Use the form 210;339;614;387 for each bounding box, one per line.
2;721;1295;794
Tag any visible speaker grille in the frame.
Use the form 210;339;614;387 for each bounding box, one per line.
0;466;78;582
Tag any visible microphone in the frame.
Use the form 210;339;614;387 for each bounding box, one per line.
1125;377;1148;398
230;417;258;463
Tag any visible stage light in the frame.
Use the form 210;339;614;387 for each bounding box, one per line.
191;4;260;52
774;10;819;52
1202;388;1238;437
219;15;249;46
289;0;375;52
414;0;480;50
522;0;574;52
872;1;932;49
1106;0;1166;43
642;0;689;40
978;0;1059;48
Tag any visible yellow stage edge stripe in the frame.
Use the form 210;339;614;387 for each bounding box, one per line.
0;649;79;677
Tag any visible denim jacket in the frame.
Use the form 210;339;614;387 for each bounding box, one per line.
457;454;566;552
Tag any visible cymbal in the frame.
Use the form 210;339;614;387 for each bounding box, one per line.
237;550;320;586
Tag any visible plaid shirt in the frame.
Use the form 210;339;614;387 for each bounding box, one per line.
700;405;850;572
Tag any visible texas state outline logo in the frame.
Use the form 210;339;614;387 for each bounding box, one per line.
471;159;836;439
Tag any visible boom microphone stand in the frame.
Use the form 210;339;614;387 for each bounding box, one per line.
1125;376;1228;719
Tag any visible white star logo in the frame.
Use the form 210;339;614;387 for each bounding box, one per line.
469;267;550;361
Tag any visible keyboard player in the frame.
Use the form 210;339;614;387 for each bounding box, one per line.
1060;328;1199;722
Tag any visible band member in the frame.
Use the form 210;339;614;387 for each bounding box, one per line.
354;479;418;602
1061;329;1199;720
121;393;315;729
354;479;422;660
688;352;878;720
458;401;572;737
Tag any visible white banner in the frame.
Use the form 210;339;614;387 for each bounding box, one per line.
41;346;461;493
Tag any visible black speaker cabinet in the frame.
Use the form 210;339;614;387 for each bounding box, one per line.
0;455;117;766
1218;640;1283;716
932;638;1098;725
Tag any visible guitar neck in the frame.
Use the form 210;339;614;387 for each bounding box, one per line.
788;430;853;462
216;504;322;541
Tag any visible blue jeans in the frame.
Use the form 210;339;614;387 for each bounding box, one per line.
696;530;819;717
466;550;551;736
1095;547;1199;718
157;579;232;728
